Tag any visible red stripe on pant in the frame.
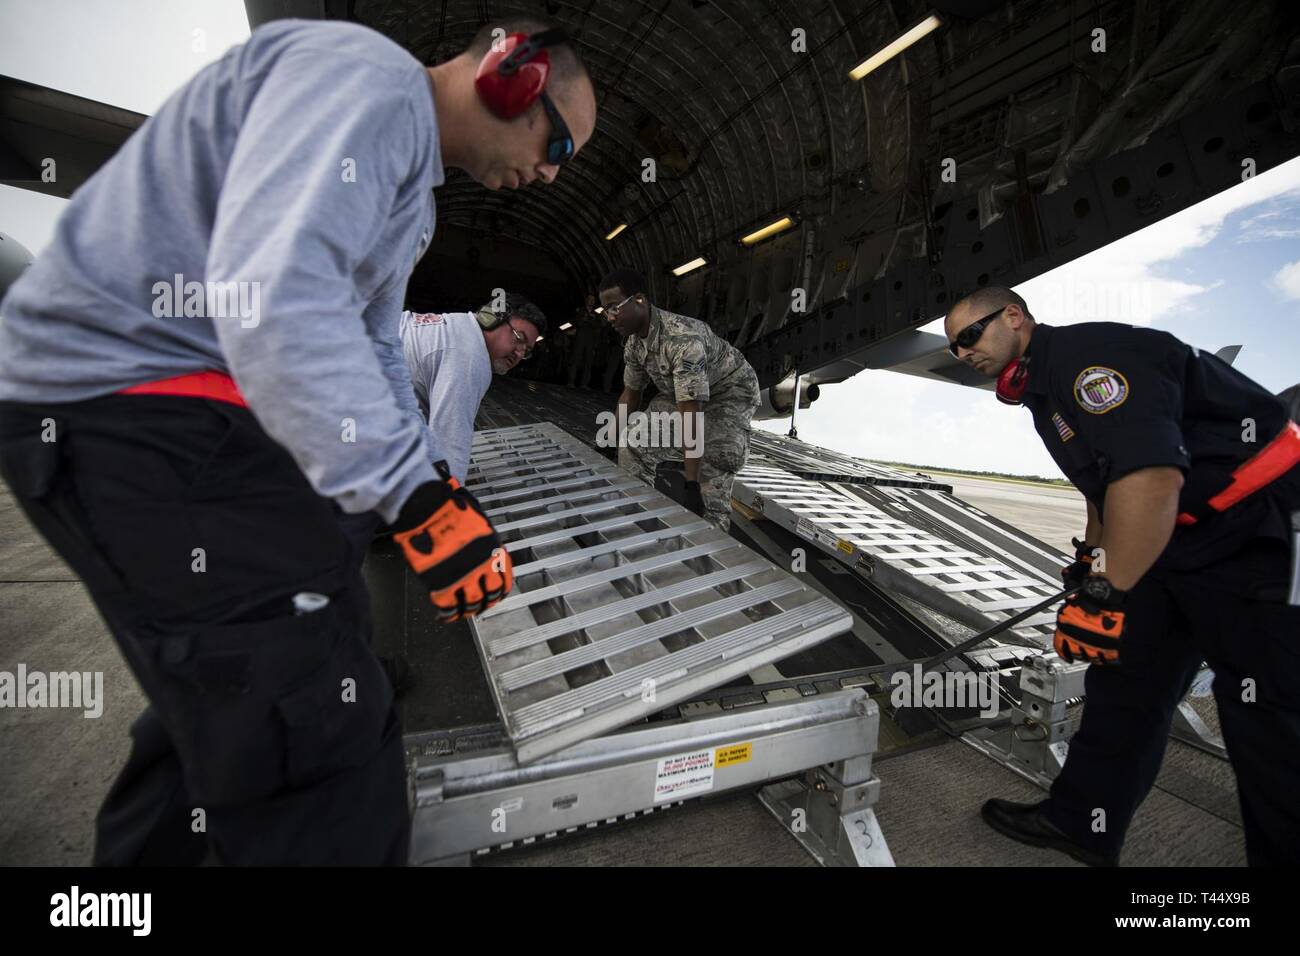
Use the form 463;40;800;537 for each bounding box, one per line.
1177;421;1300;526
118;370;247;407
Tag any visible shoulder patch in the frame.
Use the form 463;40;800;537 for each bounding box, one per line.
1073;366;1129;414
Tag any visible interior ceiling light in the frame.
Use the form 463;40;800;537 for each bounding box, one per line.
740;216;796;246
672;257;707;276
848;14;943;81
605;223;628;240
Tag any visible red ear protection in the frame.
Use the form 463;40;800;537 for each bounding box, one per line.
475;30;566;120
995;355;1031;405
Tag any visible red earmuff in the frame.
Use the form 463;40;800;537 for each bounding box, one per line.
995;356;1030;405
475;32;553;120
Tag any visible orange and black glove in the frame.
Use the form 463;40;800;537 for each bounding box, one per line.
389;461;513;623
1061;537;1096;589
1054;576;1127;666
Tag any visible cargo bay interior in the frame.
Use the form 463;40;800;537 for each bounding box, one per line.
2;0;1299;866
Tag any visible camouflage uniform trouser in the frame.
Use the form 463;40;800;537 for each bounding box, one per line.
618;373;761;531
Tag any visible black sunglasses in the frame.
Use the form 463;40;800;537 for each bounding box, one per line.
539;90;574;166
948;306;1005;357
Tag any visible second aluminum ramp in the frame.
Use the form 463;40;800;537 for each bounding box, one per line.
733;458;1067;644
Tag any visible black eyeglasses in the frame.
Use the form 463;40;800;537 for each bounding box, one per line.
539;91;574;166
507;320;535;360
948;306;1005;357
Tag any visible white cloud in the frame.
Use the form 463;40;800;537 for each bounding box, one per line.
762;370;1066;479
1015;156;1300;328
1235;193;1300;242
1271;259;1300;301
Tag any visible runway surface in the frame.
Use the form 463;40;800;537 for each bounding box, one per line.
932;475;1086;555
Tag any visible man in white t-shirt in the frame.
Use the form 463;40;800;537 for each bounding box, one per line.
401;292;546;482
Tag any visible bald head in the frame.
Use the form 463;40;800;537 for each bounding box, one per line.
431;18;597;191
944;286;1035;378
952;287;1031;321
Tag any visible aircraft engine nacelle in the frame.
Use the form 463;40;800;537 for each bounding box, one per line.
0;232;36;301
754;374;821;421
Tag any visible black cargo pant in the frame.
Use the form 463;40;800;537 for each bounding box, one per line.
0;395;409;865
1042;534;1300;865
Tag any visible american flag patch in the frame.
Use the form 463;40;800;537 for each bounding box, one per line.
1052;412;1075;442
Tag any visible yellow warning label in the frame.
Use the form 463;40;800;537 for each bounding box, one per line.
837;539;854;555
715;743;752;768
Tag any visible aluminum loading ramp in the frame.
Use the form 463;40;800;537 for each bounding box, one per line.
736;432;1068;646
463;422;854;764
747;429;954;491
409;422;894;866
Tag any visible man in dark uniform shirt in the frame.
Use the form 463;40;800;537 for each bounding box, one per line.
944;286;1300;866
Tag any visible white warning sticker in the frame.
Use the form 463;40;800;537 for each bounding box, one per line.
653;748;716;803
795;516;838;551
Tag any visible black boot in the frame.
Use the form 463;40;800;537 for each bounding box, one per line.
981;799;1119;866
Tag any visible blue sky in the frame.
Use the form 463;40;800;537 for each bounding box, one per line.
3;1;1297;480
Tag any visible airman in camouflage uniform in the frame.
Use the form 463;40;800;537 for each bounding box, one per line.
599;269;761;530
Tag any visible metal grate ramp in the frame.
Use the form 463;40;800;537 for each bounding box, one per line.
733;462;1066;644
465;423;853;763
748;430;953;491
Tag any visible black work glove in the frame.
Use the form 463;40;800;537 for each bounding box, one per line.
655;465;706;517
389;461;513;623
681;479;706;517
1061;537;1097;589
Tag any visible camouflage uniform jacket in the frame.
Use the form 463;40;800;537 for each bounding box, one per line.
623;304;757;404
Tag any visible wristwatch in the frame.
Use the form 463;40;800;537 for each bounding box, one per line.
1082;575;1119;604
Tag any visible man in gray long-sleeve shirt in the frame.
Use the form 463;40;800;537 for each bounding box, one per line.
0;17;594;865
